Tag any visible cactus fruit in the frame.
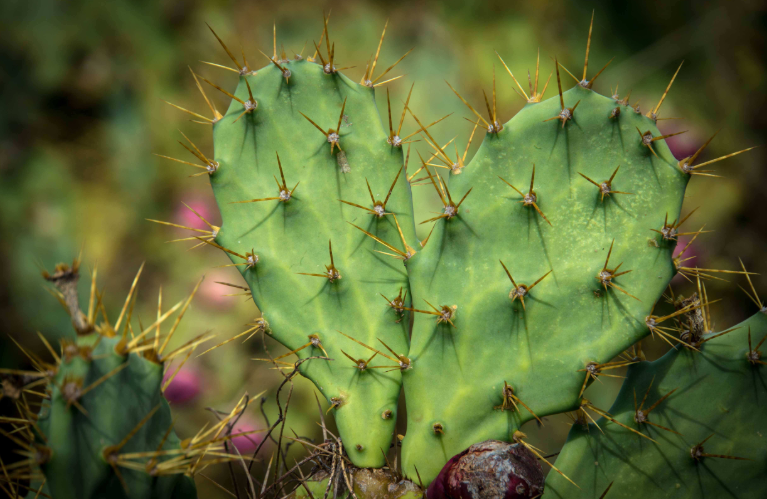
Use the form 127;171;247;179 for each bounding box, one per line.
1;259;263;498
427;440;544;499
544;312;767;498
143;12;765;497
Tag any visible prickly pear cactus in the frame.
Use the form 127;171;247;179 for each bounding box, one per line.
38;333;196;499
544;312;767;498
25;262;199;499
399;74;690;482
155;16;763;496
202;46;418;467
2;261;220;499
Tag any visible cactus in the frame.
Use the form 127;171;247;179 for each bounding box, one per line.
183;25;420;470
137;12;766;498
0;260;261;499
544;311;767;498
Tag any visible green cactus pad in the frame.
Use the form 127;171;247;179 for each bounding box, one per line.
209;59;419;467
37;333;196;499
544;312;767;498
400;84;688;484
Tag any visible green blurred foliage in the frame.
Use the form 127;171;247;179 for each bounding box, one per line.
1;0;765;496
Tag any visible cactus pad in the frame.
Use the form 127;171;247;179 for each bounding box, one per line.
544;312;767;498
400;81;687;483
207;57;418;467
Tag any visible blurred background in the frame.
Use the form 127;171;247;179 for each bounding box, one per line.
1;0;765;496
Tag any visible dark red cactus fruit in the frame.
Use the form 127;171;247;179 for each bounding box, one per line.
426;440;544;499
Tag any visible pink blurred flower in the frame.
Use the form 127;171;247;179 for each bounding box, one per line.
664;127;702;161
163;365;203;405
174;197;216;230
229;417;265;455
